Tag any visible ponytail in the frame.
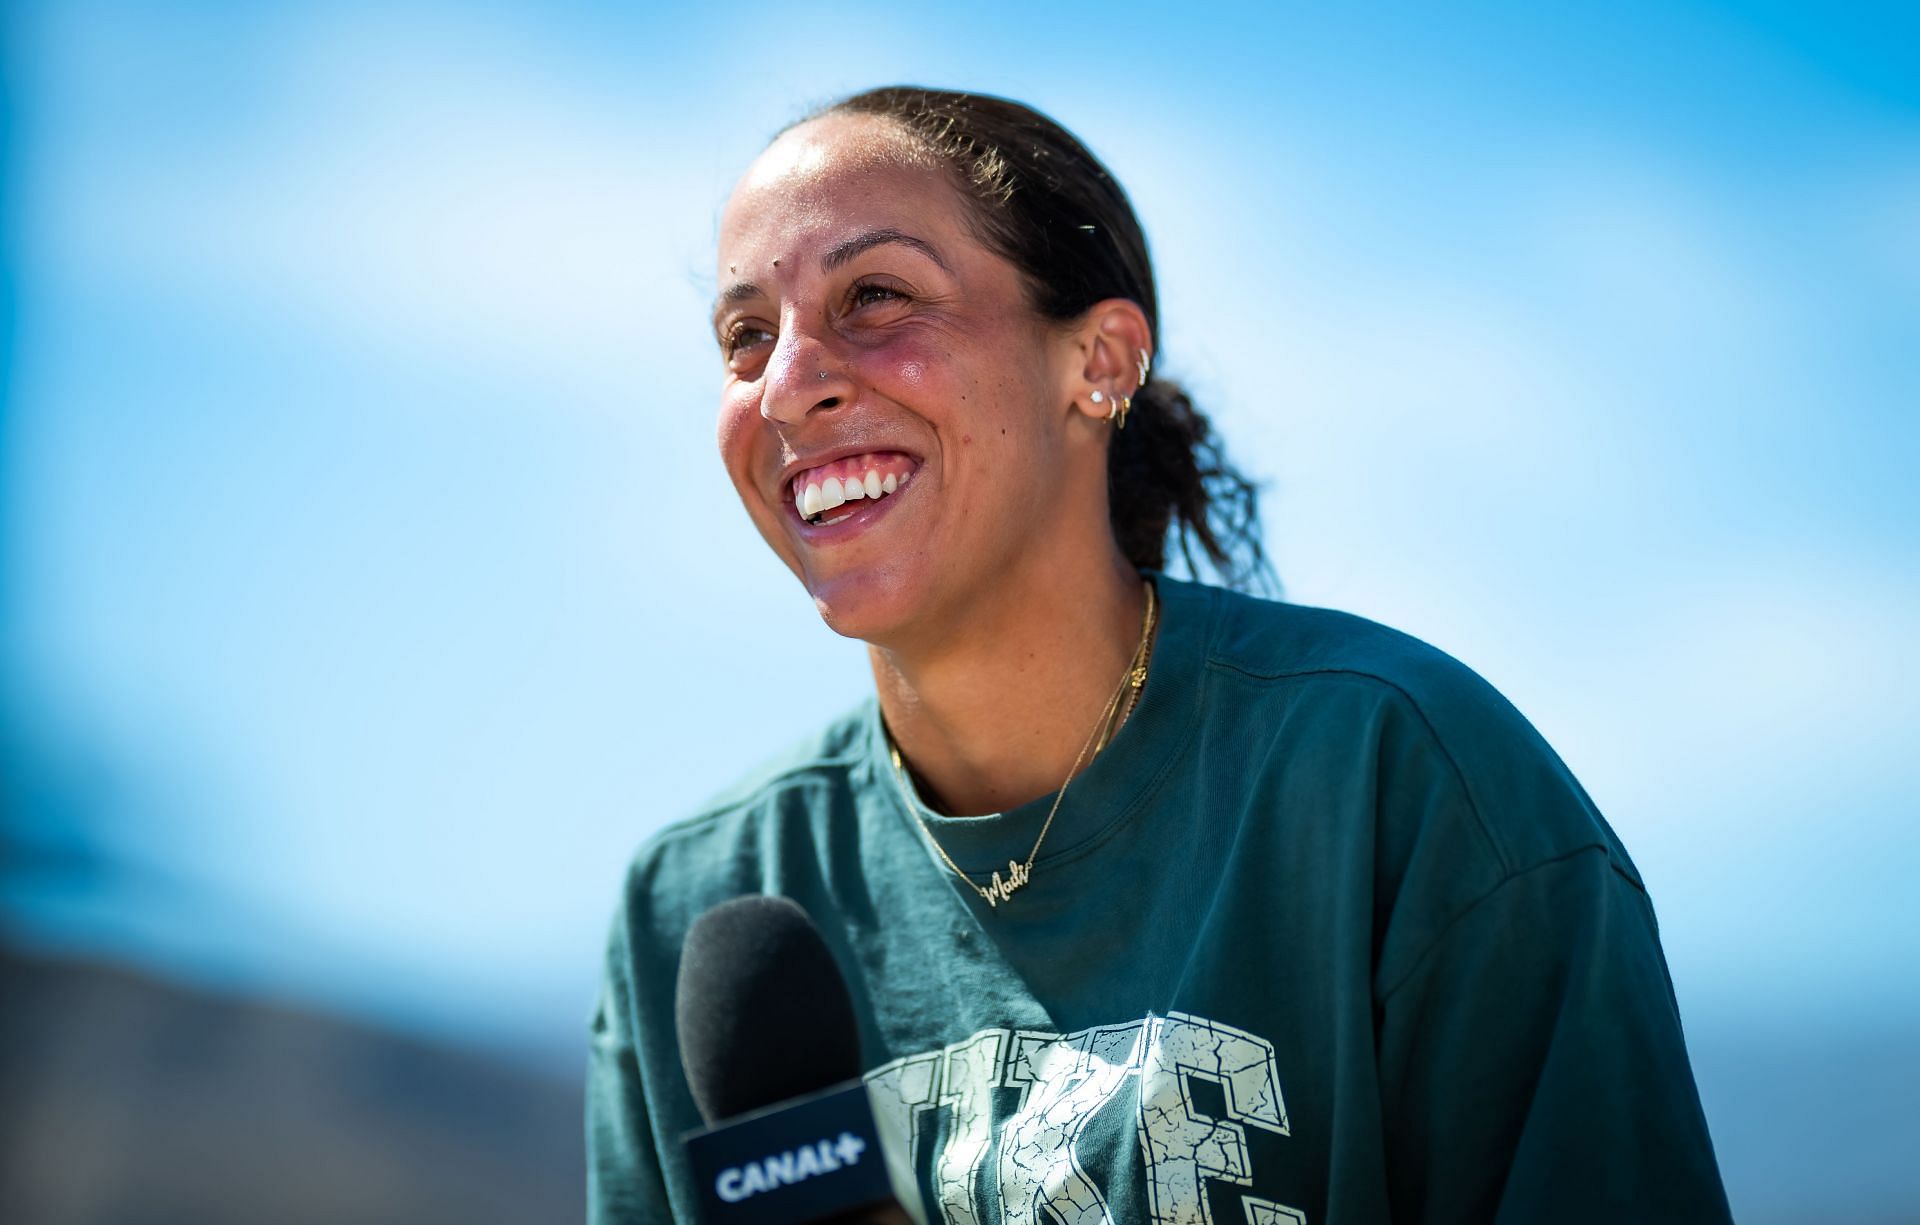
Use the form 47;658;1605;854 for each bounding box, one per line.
1109;376;1271;592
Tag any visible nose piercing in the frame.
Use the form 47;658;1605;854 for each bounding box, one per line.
817;371;828;380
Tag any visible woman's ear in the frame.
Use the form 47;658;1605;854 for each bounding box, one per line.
1066;298;1155;425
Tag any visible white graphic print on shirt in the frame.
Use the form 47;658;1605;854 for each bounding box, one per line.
864;1012;1305;1225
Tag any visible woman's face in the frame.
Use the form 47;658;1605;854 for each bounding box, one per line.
712;114;1096;643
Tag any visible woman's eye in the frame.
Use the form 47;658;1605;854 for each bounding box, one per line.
721;324;773;359
850;282;906;310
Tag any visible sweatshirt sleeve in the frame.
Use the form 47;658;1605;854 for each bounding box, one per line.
585;892;674;1225
1373;846;1733;1225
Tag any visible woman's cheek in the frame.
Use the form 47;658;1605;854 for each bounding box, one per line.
714;385;759;471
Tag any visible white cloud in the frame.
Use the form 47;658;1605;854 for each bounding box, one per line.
20;6;728;402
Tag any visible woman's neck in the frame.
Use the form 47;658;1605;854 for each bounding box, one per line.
869;549;1148;817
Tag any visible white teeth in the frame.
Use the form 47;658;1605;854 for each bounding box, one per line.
792;464;912;524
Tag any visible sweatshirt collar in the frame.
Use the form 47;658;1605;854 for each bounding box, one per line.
863;573;1216;877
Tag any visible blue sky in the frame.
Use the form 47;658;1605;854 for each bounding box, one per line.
4;2;1917;1217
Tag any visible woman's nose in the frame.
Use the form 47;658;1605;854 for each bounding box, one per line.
760;326;855;425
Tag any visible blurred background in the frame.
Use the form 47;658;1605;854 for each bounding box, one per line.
3;1;1914;1222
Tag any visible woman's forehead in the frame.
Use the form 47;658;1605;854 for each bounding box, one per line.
717;116;967;269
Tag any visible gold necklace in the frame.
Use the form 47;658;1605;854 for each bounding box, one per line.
886;580;1158;909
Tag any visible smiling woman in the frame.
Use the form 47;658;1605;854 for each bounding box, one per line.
587;87;1733;1224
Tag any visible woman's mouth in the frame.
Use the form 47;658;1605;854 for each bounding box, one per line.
788;452;918;528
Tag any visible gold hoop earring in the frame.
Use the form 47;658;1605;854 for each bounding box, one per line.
1090;387;1132;427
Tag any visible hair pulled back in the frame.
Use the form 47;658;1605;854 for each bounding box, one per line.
803;86;1274;593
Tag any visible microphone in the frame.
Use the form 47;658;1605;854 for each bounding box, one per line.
675;895;923;1224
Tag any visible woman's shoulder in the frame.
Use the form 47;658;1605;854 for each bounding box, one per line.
616;700;877;914
1179;578;1643;886
676;702;876;824
1176;578;1526;743
1188;577;1490;707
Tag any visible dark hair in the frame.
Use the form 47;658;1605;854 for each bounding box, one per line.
801;86;1276;594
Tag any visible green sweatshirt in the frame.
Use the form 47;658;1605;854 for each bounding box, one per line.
586;575;1731;1224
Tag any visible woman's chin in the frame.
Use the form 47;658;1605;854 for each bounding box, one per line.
802;582;901;644
798;566;935;646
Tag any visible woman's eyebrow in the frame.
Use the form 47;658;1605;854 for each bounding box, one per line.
712;229;949;324
712;280;761;327
822;228;950;273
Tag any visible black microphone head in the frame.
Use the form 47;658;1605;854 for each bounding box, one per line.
674;894;863;1125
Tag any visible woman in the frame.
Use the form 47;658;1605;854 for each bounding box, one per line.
588;87;1732;1224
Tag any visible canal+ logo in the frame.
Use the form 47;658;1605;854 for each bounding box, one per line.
715;1131;869;1203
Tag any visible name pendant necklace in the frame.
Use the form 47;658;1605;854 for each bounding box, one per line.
886;580;1158;909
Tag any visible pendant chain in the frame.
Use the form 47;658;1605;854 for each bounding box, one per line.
886;580;1159;909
